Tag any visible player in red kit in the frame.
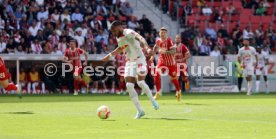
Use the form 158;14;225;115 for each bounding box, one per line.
63;39;88;95
151;27;181;101
115;52;126;94
0;57;18;92
174;35;190;92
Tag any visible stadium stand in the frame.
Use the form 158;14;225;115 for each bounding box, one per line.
0;0;157;55
156;0;276;55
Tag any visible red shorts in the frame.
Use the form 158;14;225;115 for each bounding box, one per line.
156;63;177;77
73;66;82;77
0;58;10;81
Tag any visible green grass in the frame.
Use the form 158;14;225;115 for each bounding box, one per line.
0;93;276;139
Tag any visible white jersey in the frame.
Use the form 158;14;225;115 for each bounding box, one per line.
116;29;145;61
237;46;257;67
257;50;269;67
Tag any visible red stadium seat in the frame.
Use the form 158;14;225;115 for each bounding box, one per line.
208;23;216;28
267;8;274;15
198;21;206;30
181;1;188;7
205;1;211;6
187;16;195;25
192;8;200;14
191;0;197;7
250;16;261;24
108;16;115;21
213;2;221;8
242;9;252;16
161;0;166;6
198;15;208;21
236;8;242;14
263;23;270;30
228;23;237;32
178;6;184;17
233;1;243;9
119;16;127;21
251;23;259;31
96;16;104;21
261;16;272;24
240;23;249;30
239;14;250;24
169;0;174;14
229;15;239;22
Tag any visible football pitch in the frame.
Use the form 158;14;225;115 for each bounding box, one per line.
0;93;276;139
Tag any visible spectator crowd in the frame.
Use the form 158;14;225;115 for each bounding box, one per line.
0;0;158;55
157;0;276;56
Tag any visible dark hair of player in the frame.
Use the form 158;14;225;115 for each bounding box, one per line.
110;20;122;30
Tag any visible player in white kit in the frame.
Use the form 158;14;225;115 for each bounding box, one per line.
255;46;269;93
102;21;159;119
237;38;258;95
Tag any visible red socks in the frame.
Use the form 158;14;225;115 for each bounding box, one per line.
172;79;181;92
79;79;88;88
74;79;88;91
74;79;79;91
119;81;125;91
4;83;17;91
154;72;161;92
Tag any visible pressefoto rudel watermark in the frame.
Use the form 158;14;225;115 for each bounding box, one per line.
44;62;233;77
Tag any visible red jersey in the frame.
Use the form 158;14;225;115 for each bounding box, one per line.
175;43;189;63
115;54;126;67
0;57;10;81
156;37;176;66
64;48;84;67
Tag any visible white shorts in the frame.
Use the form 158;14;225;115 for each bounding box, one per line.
244;66;254;76
255;66;268;76
124;58;147;77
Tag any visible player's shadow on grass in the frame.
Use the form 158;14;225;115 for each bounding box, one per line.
5;111;34;115
185;103;207;106
143;117;189;121
101;119;116;121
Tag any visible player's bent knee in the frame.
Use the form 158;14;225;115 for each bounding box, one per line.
137;80;146;87
126;82;135;90
126;82;136;98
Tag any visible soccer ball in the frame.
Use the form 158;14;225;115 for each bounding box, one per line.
97;105;111;119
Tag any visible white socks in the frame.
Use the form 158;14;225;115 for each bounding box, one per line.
137;80;155;103
247;81;252;95
126;82;143;112
256;80;260;93
265;81;269;88
256;81;269;93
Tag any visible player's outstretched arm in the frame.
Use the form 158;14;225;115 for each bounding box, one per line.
102;47;123;61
